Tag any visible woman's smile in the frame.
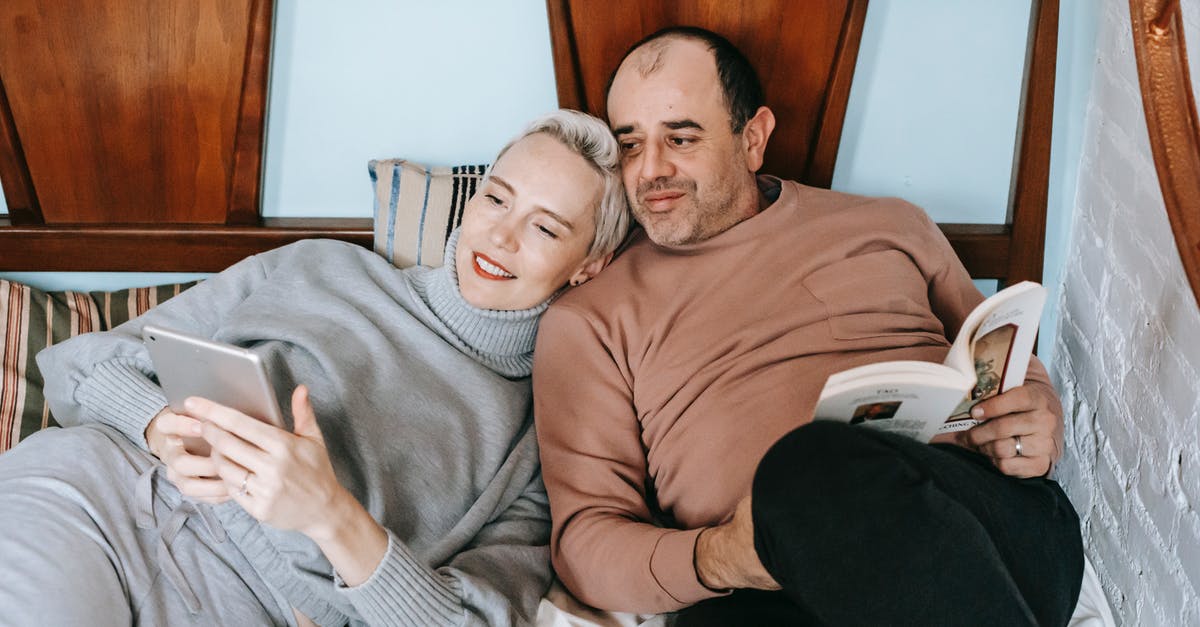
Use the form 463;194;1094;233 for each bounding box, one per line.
473;253;516;280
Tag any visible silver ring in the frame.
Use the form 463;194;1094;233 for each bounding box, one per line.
237;472;252;497
1014;435;1024;457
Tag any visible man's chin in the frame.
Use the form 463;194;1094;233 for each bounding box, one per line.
633;208;691;246
640;223;696;247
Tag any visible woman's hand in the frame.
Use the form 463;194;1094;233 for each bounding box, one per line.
145;407;230;503
957;383;1064;478
191;386;390;585
190;386;348;538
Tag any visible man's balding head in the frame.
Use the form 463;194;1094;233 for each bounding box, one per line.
607;26;764;134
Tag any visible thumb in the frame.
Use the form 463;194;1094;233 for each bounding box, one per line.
291;385;324;443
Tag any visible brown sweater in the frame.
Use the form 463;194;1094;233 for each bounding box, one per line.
532;177;1053;613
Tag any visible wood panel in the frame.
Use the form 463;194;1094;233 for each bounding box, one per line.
547;0;868;188
0;0;266;225
1129;0;1200;309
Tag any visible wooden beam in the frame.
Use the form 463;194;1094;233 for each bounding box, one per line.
0;73;40;225
226;0;274;226
941;223;1012;280
0;218;373;272
804;0;869;188
1004;0;1058;287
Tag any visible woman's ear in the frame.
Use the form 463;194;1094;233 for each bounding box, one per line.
568;252;614;287
741;106;776;173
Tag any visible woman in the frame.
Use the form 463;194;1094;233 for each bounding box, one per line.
0;109;629;626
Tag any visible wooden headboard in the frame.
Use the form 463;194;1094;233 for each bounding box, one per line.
0;0;1058;286
547;0;1058;286
0;0;370;272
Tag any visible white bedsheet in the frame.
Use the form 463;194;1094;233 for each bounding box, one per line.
536;555;1115;627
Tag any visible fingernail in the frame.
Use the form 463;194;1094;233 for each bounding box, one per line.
191;422;203;435
971;407;984;418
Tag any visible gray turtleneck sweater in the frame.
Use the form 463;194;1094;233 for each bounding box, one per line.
37;232;552;626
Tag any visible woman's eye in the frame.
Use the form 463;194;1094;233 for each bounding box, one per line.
536;225;559;239
485;194;502;205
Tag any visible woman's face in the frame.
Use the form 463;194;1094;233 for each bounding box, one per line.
455;133;607;310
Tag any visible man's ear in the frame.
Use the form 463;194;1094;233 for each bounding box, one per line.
741;106;776;173
568;252;614;287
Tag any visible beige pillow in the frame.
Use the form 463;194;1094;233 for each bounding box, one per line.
369;159;488;269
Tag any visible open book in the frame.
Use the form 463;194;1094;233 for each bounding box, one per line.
812;281;1047;442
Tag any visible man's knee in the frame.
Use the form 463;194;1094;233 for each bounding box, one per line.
755;422;918;495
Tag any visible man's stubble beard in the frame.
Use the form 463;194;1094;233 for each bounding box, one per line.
633;173;745;247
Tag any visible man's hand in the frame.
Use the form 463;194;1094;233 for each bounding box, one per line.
144;408;231;503
957;383;1063;478
695;496;780;591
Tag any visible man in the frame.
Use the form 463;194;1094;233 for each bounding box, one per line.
533;27;1084;626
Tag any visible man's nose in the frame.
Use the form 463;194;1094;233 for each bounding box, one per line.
638;141;674;182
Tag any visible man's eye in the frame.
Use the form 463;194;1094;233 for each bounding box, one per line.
670;136;695;146
620;141;640;153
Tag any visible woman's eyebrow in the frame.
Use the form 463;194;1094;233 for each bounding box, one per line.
538;209;575;231
488;175;516;194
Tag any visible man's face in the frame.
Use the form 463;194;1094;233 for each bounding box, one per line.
607;39;757;247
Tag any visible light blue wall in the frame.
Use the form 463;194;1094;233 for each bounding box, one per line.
260;1;559;219
3;0;1084;333
832;1;1031;227
1043;0;1101;362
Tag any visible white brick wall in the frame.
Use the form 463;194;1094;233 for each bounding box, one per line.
1053;0;1200;624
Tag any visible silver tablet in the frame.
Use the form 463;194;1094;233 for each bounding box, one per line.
143;324;286;430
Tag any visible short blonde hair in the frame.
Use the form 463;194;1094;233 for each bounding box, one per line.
491;109;630;260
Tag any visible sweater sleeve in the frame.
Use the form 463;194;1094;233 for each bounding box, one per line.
532;305;724;614
337;455;553;626
36;253;270;448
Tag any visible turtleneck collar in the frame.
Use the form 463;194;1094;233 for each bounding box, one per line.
407;229;549;378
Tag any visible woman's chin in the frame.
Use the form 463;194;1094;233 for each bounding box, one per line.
462;289;511;311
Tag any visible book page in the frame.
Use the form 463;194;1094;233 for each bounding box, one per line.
814;364;972;442
937;282;1045;435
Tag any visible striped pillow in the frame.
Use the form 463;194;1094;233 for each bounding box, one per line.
0;279;196;452
370;159;488;268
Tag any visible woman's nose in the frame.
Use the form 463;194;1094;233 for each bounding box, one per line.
489;216;519;250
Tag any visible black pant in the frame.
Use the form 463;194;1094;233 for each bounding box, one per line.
675;421;1084;627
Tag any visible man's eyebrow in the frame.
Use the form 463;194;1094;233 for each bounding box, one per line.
664;119;703;131
612;120;704;135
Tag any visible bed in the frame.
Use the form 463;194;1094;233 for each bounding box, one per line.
0;0;1114;624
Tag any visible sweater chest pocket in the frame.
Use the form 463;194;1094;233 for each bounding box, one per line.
801;250;944;341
